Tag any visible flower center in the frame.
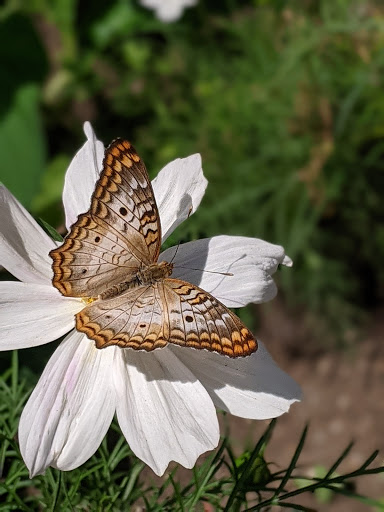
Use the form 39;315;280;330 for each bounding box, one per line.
82;297;97;305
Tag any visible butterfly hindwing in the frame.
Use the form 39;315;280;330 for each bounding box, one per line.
75;279;257;358
164;279;257;357
76;283;169;350
50;139;161;297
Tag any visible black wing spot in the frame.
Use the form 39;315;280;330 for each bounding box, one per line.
185;315;193;323
82;269;87;274
106;315;111;319
95;236;101;243
140;323;146;328
119;207;128;216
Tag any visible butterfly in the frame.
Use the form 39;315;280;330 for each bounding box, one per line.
49;139;257;358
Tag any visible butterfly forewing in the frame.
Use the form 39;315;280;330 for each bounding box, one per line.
50;139;161;298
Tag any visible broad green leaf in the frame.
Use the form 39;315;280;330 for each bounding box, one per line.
0;84;46;208
32;153;70;226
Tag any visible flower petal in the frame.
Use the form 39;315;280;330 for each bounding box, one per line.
161;235;290;307
152;154;207;242
62;122;105;230
19;331;117;476
0;185;56;284
114;348;219;476
0;282;82;350
140;0;198;22
172;342;301;420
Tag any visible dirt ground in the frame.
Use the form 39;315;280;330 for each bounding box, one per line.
225;302;384;511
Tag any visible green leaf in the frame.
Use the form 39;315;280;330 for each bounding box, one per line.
32;153;70;226
273;424;308;499
36;218;63;242
0;84;46;208
90;0;138;49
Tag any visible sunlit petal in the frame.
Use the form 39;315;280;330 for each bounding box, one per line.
161;235;290;307
173;342;301;419
0;185;55;284
63;122;105;230
152;154;207;242
19;331;117;476
114;348;219;476
0;282;81;350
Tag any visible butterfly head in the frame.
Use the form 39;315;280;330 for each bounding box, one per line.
157;260;174;278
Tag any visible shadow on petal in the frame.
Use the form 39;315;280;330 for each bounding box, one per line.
160;235;210;287
169;342;302;402
117;342;300;405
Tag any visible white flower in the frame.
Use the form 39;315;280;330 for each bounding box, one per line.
139;0;198;22
0;122;301;477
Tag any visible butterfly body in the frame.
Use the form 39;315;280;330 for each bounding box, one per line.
99;261;174;300
50;139;257;357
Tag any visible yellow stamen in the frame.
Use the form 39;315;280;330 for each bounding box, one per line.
82;297;97;305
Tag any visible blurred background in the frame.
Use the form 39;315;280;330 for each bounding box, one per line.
1;0;384;509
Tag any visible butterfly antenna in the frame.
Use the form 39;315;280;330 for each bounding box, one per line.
171;204;232;275
169;204;193;265
169;242;181;264
174;265;233;277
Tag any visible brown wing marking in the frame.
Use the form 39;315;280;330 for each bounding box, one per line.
164;279;258;358
76;277;257;358
50;213;142;297
50;139;161;298
93;139;161;260
75;284;169;351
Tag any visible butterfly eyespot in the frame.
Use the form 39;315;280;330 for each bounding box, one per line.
185;315;193;323
82;269;87;274
119;207;128;216
94;236;101;243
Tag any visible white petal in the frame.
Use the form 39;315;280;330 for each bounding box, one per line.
63;122;105;230
114;348;219;476
152;154;207;242
140;0;198;22
161;235;290;307
0;282;82;350
19;331;117;476
0;185;56;284
172;342;301;420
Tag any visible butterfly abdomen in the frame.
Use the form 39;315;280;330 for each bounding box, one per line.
99;278;141;300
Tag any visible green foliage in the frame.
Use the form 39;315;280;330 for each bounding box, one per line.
0;85;47;208
0;13;47;114
32;154;70;228
295;465;344;505
36;218;64;242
